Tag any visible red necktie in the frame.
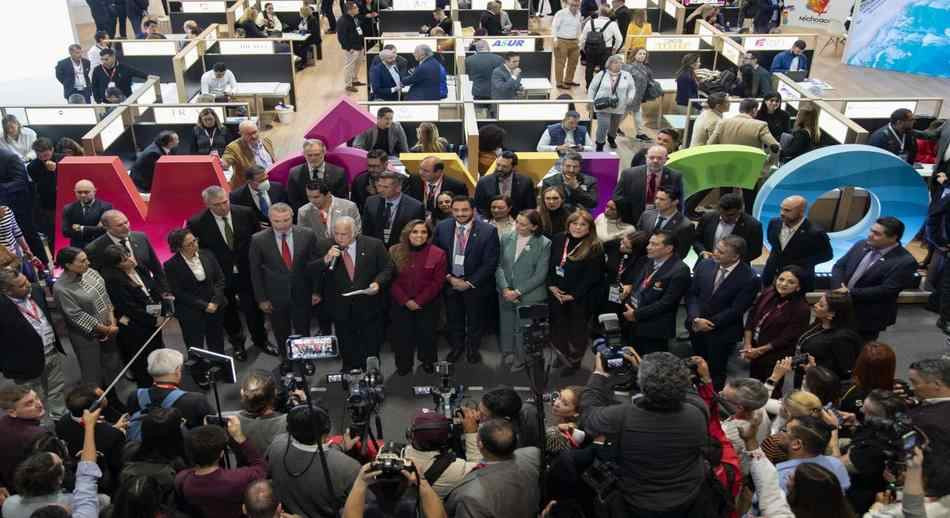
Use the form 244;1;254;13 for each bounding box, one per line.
342;249;355;280
281;233;292;269
646;172;658;204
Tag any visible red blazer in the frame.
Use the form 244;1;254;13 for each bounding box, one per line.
390;244;447;307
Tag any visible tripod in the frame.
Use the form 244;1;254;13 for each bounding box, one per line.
522;337;551;504
205;365;231;469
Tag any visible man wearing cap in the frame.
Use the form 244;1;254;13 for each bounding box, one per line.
401;409;481;498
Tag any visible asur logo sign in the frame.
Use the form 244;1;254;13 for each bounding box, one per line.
490;39;528;49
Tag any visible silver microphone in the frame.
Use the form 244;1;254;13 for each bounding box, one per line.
328;245;341;270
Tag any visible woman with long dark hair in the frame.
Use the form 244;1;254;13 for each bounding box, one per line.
787;463;857;518
538;185;568;238
756;93;791;142
389;219;446;375
547;210;604;375
674;53;701;114
742;265;812;395
496;209;551;372
796;290;865;384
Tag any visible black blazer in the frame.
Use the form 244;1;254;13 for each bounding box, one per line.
86;231;169;293
100;266;161;330
191;125;229;156
350;171;378;212
230;183;290;223
54;58;91;98
186;205;261;292
612;166;685;225
406;174;469;215
629;257;691;339
830;242;917;332
546;233;605;304
90;62;147;102
433;218;501;292
762;217;833;286
692;210;764;263
287;162;349;210
130;142;168;193
799;325;864;380
62;199;113;249
473;173;537;218
637;209;695;259
480;11;503;35
362;194;426;249
312;235;394;322
0;284;65;380
163;250;227;314
685;259;760;343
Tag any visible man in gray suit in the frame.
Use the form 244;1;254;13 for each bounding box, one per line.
287;139;349;210
637;186;694;259
248;203;324;357
297;178;362;240
351;107;409;157
490;53;523;100
613;145;685;226
465;40;504;101
445;418;540;518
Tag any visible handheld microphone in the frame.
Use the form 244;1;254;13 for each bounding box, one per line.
328;245;341;271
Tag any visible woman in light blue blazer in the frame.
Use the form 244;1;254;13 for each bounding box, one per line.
495;209;551;372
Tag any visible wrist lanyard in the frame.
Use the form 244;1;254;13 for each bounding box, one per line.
888;124;906;153
560;238;583;267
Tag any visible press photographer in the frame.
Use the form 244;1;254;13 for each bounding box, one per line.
342;456;446;518
125;349;211;430
580;350;710;516
401;409;480;498
459;386;542;450
236;372;291;455
907;358;950;448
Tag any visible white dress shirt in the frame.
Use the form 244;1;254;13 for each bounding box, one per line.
552;8;582;39
200;69;238;95
182;252;207;282
87;45;107;68
714;218;737;245
779;219;804;250
72;60;87;89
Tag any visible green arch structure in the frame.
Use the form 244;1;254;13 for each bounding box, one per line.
667;144;768;199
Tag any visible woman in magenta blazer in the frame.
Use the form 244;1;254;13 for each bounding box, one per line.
390;219;447;375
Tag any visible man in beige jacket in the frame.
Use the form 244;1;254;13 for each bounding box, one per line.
690;92;729;148
707;98;780;154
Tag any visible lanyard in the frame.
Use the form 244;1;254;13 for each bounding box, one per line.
616;253;629;281
888;124;906;154
753;299;787;341
204;127;217;146
16;299;42;322
560;238;584;267
101;65;117;82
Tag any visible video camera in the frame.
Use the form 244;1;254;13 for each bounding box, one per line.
591;314;628;373
862;413;922;473
412;361;466;421
327;356;385;427
519;304;550;356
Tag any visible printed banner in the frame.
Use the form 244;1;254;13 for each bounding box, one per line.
780;0;852;34
843;0;950;78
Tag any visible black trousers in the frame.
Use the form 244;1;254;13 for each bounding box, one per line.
269;302;311;358
390;303;438;371
336;317;385;371
221;283;267;348
633;336;669;356
112;3;128;38
690;334;733;390
444;288;488;354
178;305;225;354
550;298;590;365
322;0;337;30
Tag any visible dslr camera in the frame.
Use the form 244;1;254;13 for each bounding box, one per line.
862;413;922;472
591;313;628;372
371;443;416;481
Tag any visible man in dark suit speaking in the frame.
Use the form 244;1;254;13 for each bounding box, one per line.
762;195;833;290
685;236;760;389
248;203;321;357
830;216;918;341
623;230;691;355
312;216;394;370
433;196;500;363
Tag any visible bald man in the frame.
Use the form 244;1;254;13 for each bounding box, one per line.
762;195;833;289
221;121;276;189
85;209;169;293
61;179;113;248
613;145;685;225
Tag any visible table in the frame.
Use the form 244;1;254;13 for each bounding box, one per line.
282;32;322;61
520;77;552;99
797;78;834;97
232;82;293;117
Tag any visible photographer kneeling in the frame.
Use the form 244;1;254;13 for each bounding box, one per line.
401;410;480;498
580;350;711;516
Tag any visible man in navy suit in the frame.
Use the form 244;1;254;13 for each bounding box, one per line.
686;235;760;389
473;151;536;219
369;49;402;101
403;45;446;101
623;230;691;355
362;172;425;249
230;166;290;225
54;44;92;102
762;195;833;290
434;195;500;363
830;216;918;341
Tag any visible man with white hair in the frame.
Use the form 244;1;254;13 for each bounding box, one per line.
465;40;504;101
368;49;403;101
249;203;323;357
61;179;113;248
403;44;447;101
221;120;276;189
124;348;212;428
287;139;348;210
85;209;169;293
312;216;393;370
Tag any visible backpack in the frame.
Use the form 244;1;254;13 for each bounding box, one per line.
584;19;610;62
126;388;187;442
438;62;448;99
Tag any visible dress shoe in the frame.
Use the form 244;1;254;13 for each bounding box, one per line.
422;363;435;374
446;348;465;363
345;86;359;93
396;367;412;376
596;142;604;152
467;351;482;364
636;133;650;141
567;81;581;86
257;342;280;356
607;137;617;148
616;128;626;136
557;83;569;89
510;361;526;373
353;81;366;86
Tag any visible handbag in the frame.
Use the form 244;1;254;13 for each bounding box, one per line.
642;79;663;102
593;71;622;110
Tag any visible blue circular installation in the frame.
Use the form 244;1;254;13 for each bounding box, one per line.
753;144;930;272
